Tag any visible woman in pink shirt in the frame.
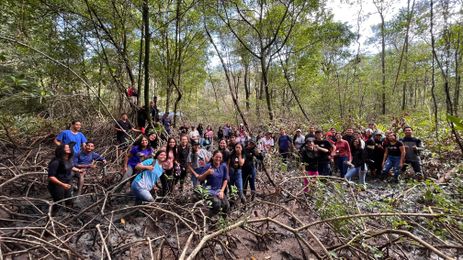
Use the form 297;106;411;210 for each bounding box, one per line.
335;133;351;178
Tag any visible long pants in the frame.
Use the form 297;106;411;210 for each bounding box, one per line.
382;156;401;178
336;156;349;178
48;182;72;214
401;159;422;174
318;161;331;176
131;186;155;202
229;168;244;195
242;166;256;195
345;165;367;185
209;195;230;217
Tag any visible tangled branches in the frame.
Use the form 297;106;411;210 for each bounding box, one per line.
1;136;463;259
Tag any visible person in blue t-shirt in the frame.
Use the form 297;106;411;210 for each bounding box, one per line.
54;120;87;154
131;150;167;202
278;128;292;163
191;150;229;217
73;141;107;195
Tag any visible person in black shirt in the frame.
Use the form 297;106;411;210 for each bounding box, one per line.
115;113;141;158
115;113;140;145
228;143;246;204
218;139;231;164
304;126;316;142
342;128;355;147
48;144;83;215
300;140;329;192
314;130;333;176
197;123;204;137
381;132;405;183
400;126;424;179
147;130;160;151
242;140;263;200
150;96;159;122
179;123;189;135
136;106;147;130
367;132;385;176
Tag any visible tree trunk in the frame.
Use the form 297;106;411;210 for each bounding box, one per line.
261;53;274;121
454;31;461;115
205;25;250;133
136;22;144;107
430;0;438;139
380;11;386;115
280;58;310;122
142;0;151;126
244;63;250;111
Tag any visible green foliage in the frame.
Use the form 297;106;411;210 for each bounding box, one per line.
195;185;212;207
447;114;463;131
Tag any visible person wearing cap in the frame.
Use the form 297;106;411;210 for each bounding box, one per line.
363;128;373;142
187;140;212;188
293;129;305;151
367;131;385;177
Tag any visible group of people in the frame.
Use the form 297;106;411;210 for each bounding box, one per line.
47;116;424;217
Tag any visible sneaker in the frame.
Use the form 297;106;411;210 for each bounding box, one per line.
392;176;399;184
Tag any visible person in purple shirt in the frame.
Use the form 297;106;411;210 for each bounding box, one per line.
54;120;87;154
73;141;107;195
191;150;229;217
123;136;153;182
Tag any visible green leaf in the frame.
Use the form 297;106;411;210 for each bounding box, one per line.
447;114;463;130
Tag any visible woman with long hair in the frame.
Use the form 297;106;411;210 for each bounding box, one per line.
48;144;83;214
160;137;177;195
345;138;368;188
131;150;168;202
124;136;153;180
228;143;246;204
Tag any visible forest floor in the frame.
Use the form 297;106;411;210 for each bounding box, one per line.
0;122;463;259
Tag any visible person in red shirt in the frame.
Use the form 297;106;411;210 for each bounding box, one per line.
325;128;337;144
335;133;352;178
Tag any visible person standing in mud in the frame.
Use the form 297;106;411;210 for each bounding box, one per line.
48;144;83;214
